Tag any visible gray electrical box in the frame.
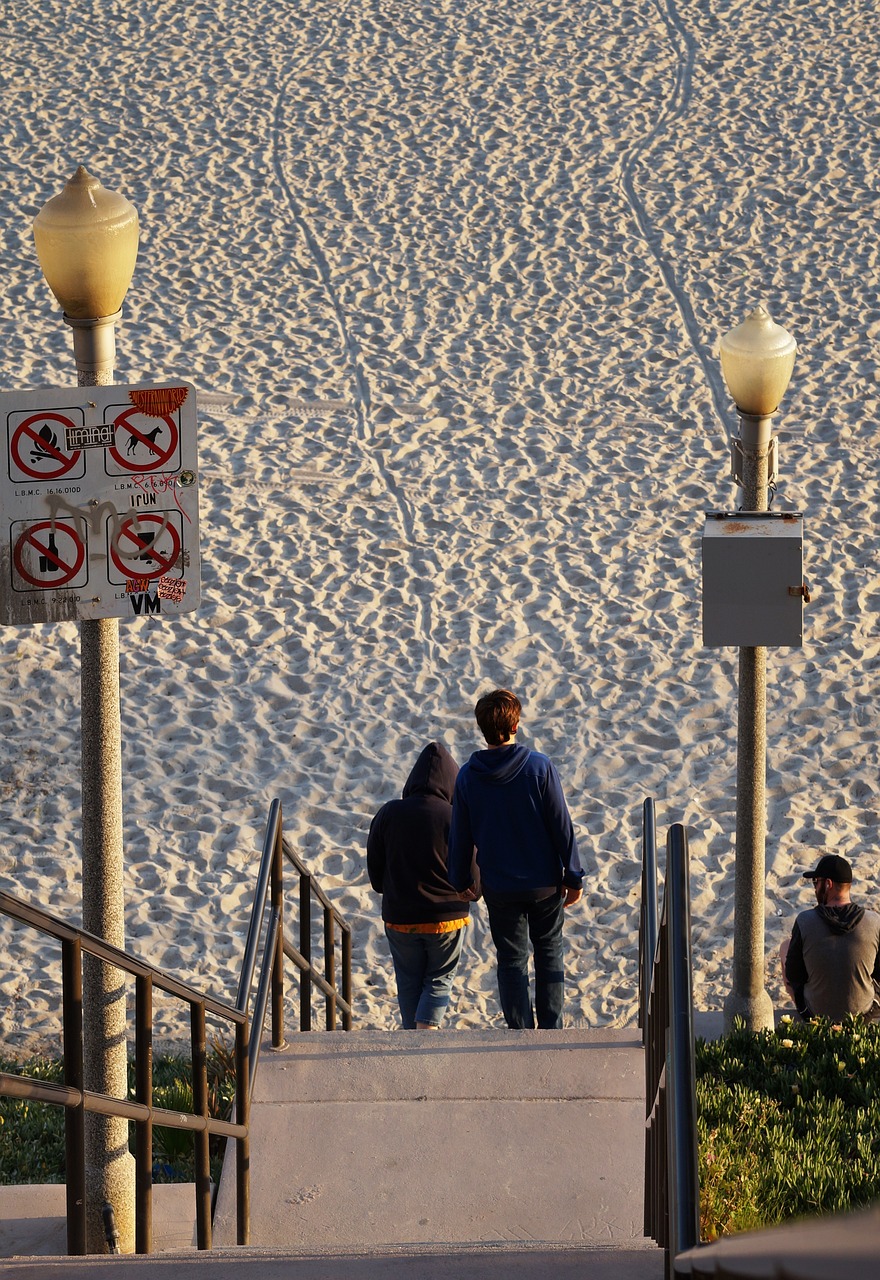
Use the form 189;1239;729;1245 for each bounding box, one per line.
702;512;805;647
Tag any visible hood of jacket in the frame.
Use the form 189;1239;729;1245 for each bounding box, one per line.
817;903;865;933
401;740;459;804
467;742;531;785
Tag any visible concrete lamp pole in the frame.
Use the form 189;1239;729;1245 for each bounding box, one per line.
32;167;140;1253
719;305;797;1033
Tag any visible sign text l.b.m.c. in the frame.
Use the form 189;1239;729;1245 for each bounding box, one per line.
0;381;200;625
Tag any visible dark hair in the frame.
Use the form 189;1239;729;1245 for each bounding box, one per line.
474;689;521;746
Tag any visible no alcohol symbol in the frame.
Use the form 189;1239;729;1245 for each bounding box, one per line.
12;520;86;589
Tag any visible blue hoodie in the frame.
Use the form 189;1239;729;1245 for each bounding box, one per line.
447;742;583;897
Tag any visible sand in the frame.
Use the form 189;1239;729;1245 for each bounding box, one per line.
0;0;877;1052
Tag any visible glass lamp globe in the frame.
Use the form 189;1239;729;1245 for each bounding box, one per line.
719;306;796;417
32;167;139;320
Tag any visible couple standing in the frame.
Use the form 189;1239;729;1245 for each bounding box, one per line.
367;689;584;1030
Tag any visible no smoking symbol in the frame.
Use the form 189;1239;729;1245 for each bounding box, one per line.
111;513;182;580
13;520;86;589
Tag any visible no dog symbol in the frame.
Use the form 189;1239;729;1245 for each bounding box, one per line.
108;408;180;474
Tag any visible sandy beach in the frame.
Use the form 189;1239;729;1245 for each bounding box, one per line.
0;0;877;1051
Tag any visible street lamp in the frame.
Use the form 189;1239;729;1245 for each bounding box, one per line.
33;167;139;1253
33;166;138;384
719;305;796;1033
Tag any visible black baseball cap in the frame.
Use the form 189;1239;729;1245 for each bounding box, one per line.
803;854;852;884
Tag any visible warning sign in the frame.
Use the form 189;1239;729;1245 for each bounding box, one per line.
9;410;86;482
12;519;87;590
109;511;183;582
106;406;180;475
0;382;200;625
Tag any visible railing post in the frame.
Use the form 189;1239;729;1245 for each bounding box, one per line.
134;973;153;1254
660;909;670;1255
191;1001;212;1250
324;906;336;1031
666;825;700;1262
62;936;87;1257
236;1018;250;1246
272;816;285;1049
342;927;353;1031
300;871;312;1032
640;798;659;1034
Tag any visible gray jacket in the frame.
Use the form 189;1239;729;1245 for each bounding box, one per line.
785;903;880;1021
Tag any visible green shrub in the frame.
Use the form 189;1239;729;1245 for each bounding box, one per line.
0;1046;236;1186
0;1056;66;1184
697;1017;880;1239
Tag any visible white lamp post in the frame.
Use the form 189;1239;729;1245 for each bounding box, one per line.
33;167;139;1253
719;306;796;1033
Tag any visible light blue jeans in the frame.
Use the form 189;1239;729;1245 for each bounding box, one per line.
385;925;466;1028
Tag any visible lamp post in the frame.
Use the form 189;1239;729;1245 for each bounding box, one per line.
33;167;139;1253
719;306;797;1033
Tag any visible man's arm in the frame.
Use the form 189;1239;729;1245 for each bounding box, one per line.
784;919;810;1014
542;760;584;890
447;779;476;893
365;808;386;894
784;920;807;987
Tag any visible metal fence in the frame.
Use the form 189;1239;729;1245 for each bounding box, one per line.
0;797;353;1255
641;798;700;1269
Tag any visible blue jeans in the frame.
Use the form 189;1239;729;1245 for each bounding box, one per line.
485;891;566;1029
385;926;466;1028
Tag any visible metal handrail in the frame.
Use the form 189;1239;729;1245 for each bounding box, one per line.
642;803;700;1269
281;835;353;1031
639;797;660;1032
236;798;353;1094
0;890;249;1255
0;798;354;1257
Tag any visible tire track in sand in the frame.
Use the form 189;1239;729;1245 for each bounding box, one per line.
269;41;443;657
619;0;733;444
269;55;419;543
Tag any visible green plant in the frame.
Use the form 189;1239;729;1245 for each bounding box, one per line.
0;1056;66;1184
697;1017;880;1240
0;1041;237;1186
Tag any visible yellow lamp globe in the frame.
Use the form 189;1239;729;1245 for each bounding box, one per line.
32;167;139;320
719;306;796;417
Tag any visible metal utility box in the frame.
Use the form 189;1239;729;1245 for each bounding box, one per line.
702;512;805;647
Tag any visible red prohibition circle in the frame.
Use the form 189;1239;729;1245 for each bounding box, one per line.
11;413;82;480
108;408;179;473
13;520;86;588
111;513;182;580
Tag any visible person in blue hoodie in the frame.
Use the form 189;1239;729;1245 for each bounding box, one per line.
368;741;478;1030
447;689;583;1030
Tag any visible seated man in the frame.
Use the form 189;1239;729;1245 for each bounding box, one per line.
782;854;880;1022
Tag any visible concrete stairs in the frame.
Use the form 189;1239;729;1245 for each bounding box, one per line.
1;1027;664;1278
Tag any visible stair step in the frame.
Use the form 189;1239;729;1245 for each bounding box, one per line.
0;1242;664;1279
213;1028;649;1251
